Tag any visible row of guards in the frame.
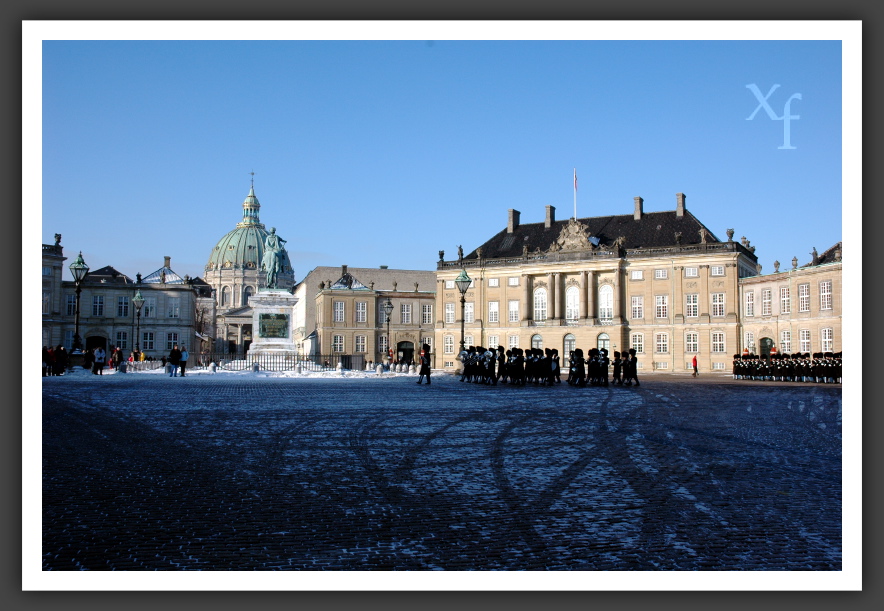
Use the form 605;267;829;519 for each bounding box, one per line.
733;350;841;383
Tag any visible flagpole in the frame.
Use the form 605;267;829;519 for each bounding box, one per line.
573;168;577;220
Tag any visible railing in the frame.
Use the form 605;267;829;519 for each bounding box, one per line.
190;353;374;372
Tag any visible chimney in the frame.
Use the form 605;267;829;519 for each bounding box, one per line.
633;197;643;220
164;256;171;268
676;192;686;217
507;209;521;233
545;205;556;229
342;264;348;276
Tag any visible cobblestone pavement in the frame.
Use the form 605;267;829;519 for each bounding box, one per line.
42;373;842;571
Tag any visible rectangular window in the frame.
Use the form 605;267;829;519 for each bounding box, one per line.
142;332;154;350
422;337;433;351
444;303;455;323
762;289;772;316
64;330;74;351
464;302;474;324
684;267;698;278
444;335;454;354
143;297;157;318
631;296;644;320
711;266;725;276
333;335;344;353
745;331;754;352
117;296;130;317
66;294;76;316
400;303;412;324
821;328;833;352
488;335;499;348
655;333;669;354
685;293;698;317
115;331;128;351
781;330;792;353
630;270;644;280
685;332;698;353
488;301;499;323
355;302;367;323
43;265;52;276
712;362;725;370
631;333;644;354
167;297;180;319
800;329;811;353
799;284;810;312
655;295;668;318
712;332;725;353
711;293;725;317
509;335;519;349
655;269;668;279
780;287;791;314
820;280;832;310
379;335;389;354
745;291;755;317
42;292;50;315
166;332;179;350
355;335;366;353
488;278;499;287
508;277;520;286
464;335;473;347
92;295;104;316
333;301;345;322
421;304;433;324
508;300;519;322
445;280;455;289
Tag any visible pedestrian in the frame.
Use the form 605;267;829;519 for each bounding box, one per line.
179;346;189;377
692;354;699;377
92;346;106;375
416;344;432;384
112;347;123;371
624;348;640;386
53;345;68;376
168;344;182;377
612;351;622;385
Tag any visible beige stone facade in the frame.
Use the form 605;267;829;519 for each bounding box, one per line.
738;243;842;357
434;196;760;374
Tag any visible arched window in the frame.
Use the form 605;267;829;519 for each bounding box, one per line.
534;287;548;321
221;286;230;306
563;333;576;365
531;334;543;349
597;333;610;352
598;284;613;320
243;286;254;306
565;286;579;320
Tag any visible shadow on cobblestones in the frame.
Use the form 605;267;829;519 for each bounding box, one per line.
42;375;841;571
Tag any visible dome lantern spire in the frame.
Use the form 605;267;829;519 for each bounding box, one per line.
238;171;263;228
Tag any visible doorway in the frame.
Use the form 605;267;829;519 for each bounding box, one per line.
597;333;610;353
760;337;775;358
397;341;415;365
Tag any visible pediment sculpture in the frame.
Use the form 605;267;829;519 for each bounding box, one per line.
548;218;593;252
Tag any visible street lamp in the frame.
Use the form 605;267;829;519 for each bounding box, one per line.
382;298;394;363
454;268;472;353
68;251;89;353
132;289;145;353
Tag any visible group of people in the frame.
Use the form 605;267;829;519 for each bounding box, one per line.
42;345;69;376
454;345;640;388
732;352;842;383
161;345;189;377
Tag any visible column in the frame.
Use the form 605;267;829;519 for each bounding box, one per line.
548;272;556;320
586;271;596;324
522;274;532;322
579;271;588;321
612;266;622;324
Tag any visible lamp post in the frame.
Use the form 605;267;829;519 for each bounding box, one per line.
132;289;145;353
454;269;472;353
68;251;89;353
382;298;394;363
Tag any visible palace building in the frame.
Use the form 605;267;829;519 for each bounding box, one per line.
434;194;762;374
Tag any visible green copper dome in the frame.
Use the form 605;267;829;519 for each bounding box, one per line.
205;186;293;274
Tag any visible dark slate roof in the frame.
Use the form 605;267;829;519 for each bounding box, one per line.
466;210;719;260
190;276;213;298
802;242;842;267
84;265;134;285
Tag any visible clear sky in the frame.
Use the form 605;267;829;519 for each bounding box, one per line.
33;23;854;284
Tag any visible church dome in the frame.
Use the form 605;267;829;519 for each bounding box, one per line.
205;186;293;274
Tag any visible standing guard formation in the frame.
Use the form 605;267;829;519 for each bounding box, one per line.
732;352;841;383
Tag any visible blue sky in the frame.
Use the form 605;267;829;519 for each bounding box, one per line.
35;27;853;284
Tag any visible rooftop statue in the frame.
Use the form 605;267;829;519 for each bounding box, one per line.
262;227;287;289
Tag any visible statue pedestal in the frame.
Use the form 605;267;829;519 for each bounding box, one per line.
248;289;299;356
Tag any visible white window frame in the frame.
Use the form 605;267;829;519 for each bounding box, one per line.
421;304;433;324
533;288;548;322
355;301;367;323
630;295;643;320
798;283;810;312
655;268;668;280
443;335;454;354
685;293;698;317
332;335;344;353
488;335;499;348
820;280;832;310
598;285;613;320
684;267;698;278
711;265;725;277
444;302;455;324
464;302;474;324
142;331;154;350
531;334;543;349
115;331;128;351
780;330;792;353
464;335;474;348
745;291;755;317
630;270;644;280
685;332;698;353
488;301;499;323
711;293;725;317
379;335;389;354
655;294;668;319
355;335;366;353
745;331;755;352
143;297;157;319
799;329;811;353
655;333;669;354
488;278;500;287
66;294;76;316
565;286;579;320
400;303;412;324
167;297;180;319
508;335;519;349
445;280;455;289
92;295;104;316
166;332;179;350
333;301;345;323
762;289;772;316
42;292;50;315
711;332;725;353
780;286;791;314
631;333;644;354
821;328;833;352
117;296;130;317
508;300;520;322
508;277;519;287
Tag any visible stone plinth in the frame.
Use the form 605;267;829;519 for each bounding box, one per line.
248;289;299;356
